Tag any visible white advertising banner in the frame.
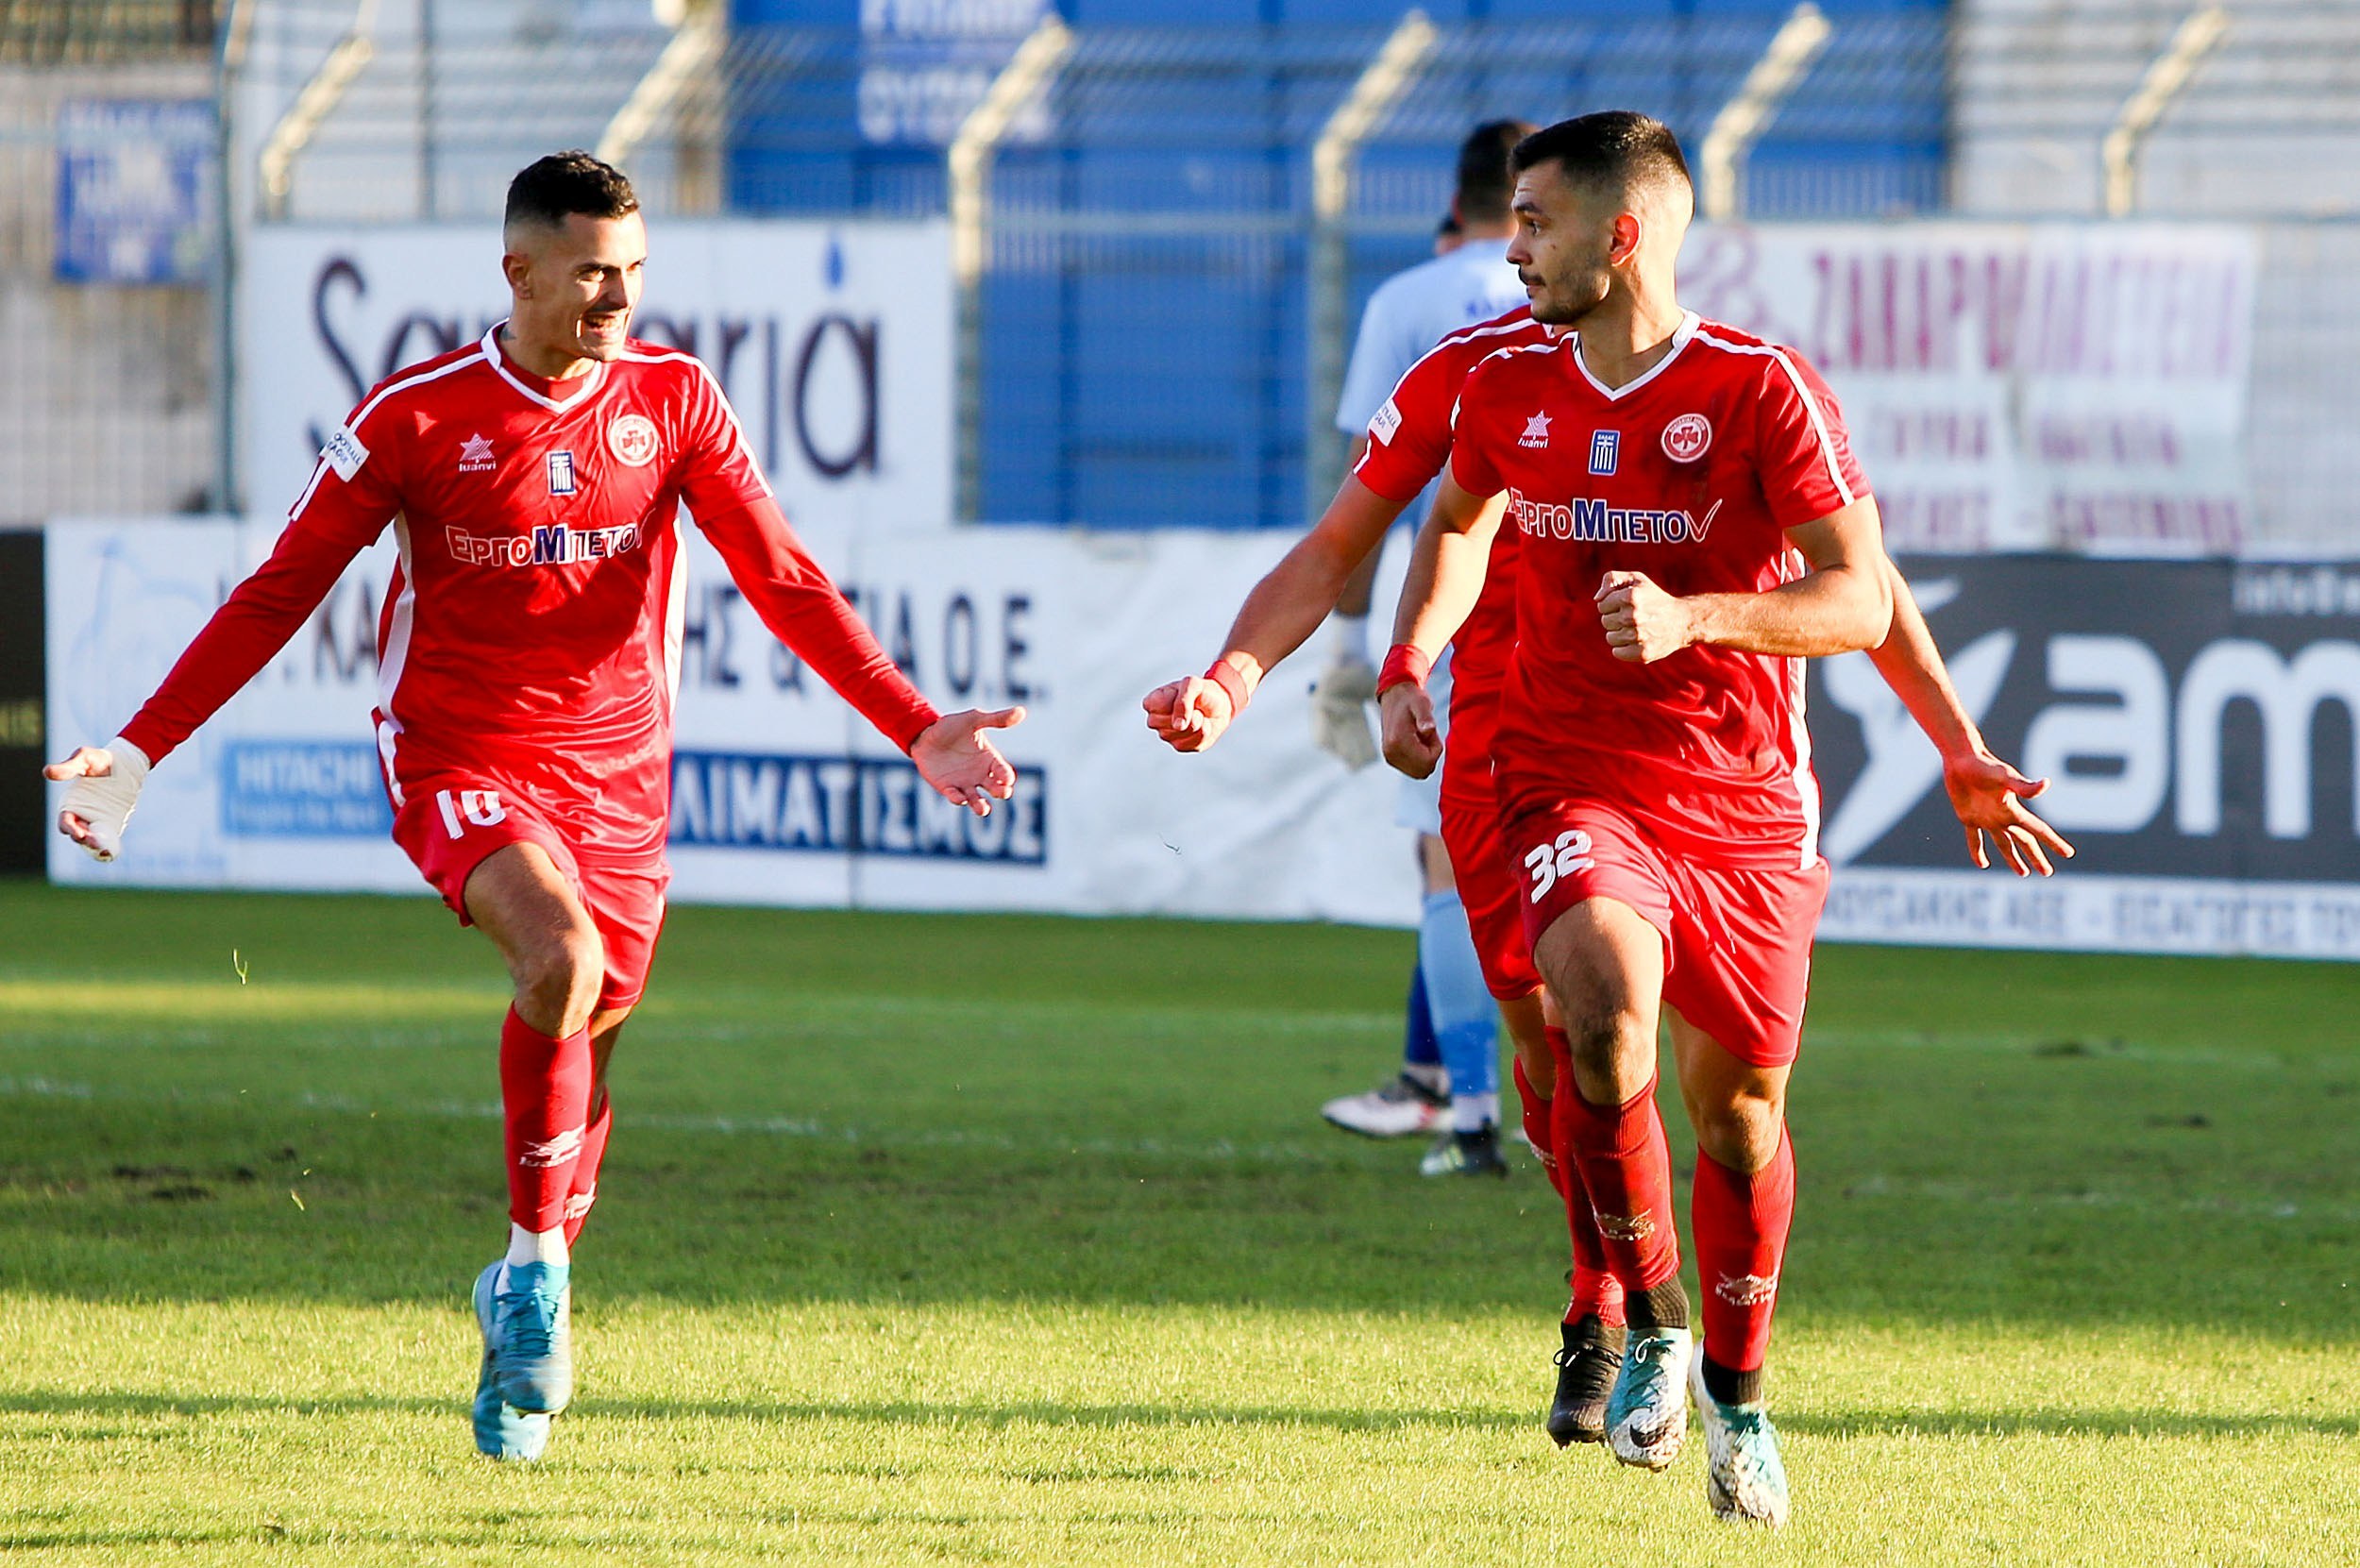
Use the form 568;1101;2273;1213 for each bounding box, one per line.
238;220;952;533
44;516;1424;925
1685;222;2257;554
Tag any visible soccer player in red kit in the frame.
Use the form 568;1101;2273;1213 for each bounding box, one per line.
1382;113;2067;1526
1148;315;2066;1457
44;152;1022;1463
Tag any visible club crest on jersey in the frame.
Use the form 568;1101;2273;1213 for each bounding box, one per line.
546;449;578;496
608;413;659;467
457;432;496;474
1519;412;1552;449
1588;430;1620;476
1661;412;1712;463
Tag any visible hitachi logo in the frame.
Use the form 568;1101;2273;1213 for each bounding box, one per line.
1509;489;1722;546
446;520;644;568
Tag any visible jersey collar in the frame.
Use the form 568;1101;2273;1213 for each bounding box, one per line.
480;323;609;414
1566;310;1700;402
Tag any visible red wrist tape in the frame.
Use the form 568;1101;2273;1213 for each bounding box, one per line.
1203;660;1251;716
1376;644;1431;694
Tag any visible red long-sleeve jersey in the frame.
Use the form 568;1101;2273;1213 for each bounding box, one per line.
120;325;938;861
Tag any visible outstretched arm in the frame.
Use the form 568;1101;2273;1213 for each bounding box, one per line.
1141;475;1405;753
1870;565;2074;877
699;497;1020;816
48;447;395;861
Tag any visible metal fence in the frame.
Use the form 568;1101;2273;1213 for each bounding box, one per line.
0;6;219;520
8;1;2360;548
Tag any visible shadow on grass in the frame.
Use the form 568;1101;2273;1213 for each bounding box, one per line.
8;1389;2355;1444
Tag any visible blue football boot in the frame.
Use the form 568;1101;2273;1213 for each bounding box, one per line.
1689;1353;1791;1526
1605;1324;1694;1470
489;1259;574;1415
472;1261;551;1461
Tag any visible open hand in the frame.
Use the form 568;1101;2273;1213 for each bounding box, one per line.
43;738;152;862
1943;749;2075;876
911;707;1025;816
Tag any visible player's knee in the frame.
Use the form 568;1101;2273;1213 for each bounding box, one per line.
1693;1093;1783;1173
516;929;605;1037
1559;991;1650;1079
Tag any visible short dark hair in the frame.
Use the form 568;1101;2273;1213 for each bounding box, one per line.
504;150;639;231
1455;118;1536;225
1509;112;1693;203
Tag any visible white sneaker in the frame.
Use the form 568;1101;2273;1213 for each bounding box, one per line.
1689;1355;1791;1526
1606;1324;1693;1470
1321;1071;1451;1138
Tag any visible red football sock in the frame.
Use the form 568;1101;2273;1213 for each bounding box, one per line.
1512;1055;1565;1200
1555;1071;1681;1294
1691;1127;1795;1377
1544;1026;1626;1327
499;1006;594;1234
561;1085;613;1246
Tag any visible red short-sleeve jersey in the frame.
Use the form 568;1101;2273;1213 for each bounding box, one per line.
1449;312;1870;869
121;326;936;862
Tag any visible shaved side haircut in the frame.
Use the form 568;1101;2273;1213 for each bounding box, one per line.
1509;111;1693;205
504;150;639;241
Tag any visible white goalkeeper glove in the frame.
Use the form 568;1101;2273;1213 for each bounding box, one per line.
48;736;151;862
1310;651;1380;771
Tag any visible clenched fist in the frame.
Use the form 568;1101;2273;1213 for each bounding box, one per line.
1595;570;1695;664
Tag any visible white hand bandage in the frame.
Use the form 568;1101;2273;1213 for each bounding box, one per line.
1310;654;1380;771
59;736;151;863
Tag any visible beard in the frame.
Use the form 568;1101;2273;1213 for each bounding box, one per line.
1527;264;1612;328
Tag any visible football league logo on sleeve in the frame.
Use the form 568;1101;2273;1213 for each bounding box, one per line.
1661;413;1712;463
1589;430;1620;476
608;413;660;467
1368;397;1403;447
323;425;369;481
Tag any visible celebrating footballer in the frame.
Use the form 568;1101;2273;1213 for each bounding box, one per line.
1370;111;2069;1526
44;151;1023;1463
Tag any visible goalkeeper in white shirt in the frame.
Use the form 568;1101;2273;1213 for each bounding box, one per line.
1312;120;1533;1173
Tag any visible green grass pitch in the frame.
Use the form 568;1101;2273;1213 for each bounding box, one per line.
0;879;2353;1564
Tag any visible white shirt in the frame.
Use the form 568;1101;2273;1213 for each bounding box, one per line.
1333;237;1528;436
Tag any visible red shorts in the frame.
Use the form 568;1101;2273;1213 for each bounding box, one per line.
388;771;670;1013
1438;683;1540;1001
1439;792;1542;1003
1504;797;1829;1068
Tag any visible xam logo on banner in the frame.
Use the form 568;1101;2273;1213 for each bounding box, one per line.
1808;555;2360;957
239;222;952;533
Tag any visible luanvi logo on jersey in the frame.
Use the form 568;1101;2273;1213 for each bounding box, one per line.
608;413;659;467
457;432;496;474
1509;489;1725;546
1519;412;1552;449
1661;412;1712;463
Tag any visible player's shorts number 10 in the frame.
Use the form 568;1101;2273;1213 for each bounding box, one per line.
435;787;508;839
1524;829;1596;903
